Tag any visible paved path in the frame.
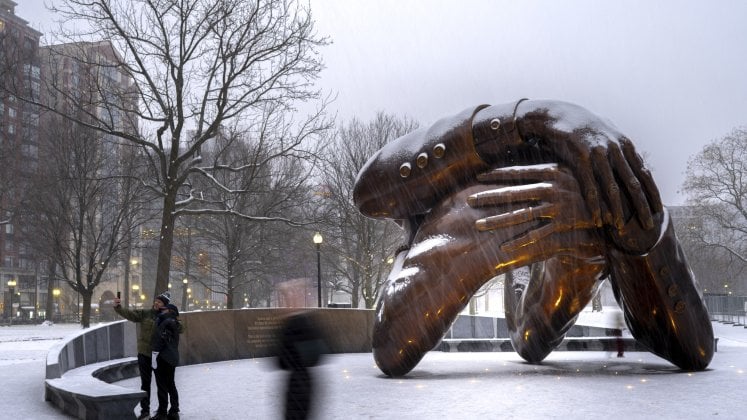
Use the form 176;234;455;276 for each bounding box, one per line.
1;322;745;419
121;321;747;419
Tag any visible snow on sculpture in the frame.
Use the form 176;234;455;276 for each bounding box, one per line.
354;99;714;377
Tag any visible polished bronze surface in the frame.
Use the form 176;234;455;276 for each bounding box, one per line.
372;166;606;376
355;99;714;376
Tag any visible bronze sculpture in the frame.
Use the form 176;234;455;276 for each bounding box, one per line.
353;99;714;377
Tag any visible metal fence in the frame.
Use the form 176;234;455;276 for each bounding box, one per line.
704;294;747;326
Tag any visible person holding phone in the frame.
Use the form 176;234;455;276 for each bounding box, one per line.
114;291;172;419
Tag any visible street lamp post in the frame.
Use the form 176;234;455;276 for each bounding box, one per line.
313;232;323;308
182;278;188;311
7;279;17;324
126;258;138;309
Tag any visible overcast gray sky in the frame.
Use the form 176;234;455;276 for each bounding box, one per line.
16;0;747;205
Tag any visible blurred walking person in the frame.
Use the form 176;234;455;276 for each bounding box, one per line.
613;309;626;358
277;312;328;420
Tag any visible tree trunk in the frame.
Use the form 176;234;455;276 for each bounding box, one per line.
80;290;93;328
351;282;360;309
154;191;178;298
123;241;132;309
226;273;234;309
45;262;56;321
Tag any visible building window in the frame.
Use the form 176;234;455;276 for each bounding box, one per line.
8;107;16;118
23;64;41;80
21;143;37;158
20;258;33;270
7;124;14;134
5;224;12;234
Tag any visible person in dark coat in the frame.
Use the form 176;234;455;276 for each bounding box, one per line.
113;291;171;420
151;303;181;420
277;312;328;420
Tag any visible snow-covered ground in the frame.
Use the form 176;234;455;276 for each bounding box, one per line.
1;320;746;419
0;322;83;419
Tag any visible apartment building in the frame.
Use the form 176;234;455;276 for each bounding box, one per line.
0;0;42;320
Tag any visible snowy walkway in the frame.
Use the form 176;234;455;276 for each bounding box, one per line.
125;321;747;419
1;321;746;419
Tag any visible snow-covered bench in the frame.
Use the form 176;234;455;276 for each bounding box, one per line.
44;357;144;420
45;321;143;419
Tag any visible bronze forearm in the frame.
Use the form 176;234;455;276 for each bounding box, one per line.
607;209;714;371
353;106;490;219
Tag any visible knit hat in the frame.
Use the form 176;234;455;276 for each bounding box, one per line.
165;303;179;315
155;291;171;305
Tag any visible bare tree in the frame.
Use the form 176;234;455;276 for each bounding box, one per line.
674;210;747;295
681;127;747;295
18;0;331;299
319;113;417;308
20;114;150;327
182;126;321;308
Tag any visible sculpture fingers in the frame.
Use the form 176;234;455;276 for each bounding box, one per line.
499;221;557;252
499;220;604;257
468;183;554;209
608;140;654;230
475;203;554;232
555;138;603;228
475;163;560;184
591;144;624;229
620;137;664;214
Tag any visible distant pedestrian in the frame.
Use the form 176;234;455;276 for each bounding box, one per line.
613;310;626;358
151;303;182;420
114;291;172;420
277;312;328;420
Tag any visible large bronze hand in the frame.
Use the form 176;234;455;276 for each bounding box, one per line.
473;100;663;242
467;164;607;363
373;165;604;376
467;164;598;250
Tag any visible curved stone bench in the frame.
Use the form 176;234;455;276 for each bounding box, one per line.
45;320;143;419
45;357;144;420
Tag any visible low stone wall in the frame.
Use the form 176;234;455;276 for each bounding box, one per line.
46;308;376;376
443;314;616;340
45;311;620;375
178;308;375;365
